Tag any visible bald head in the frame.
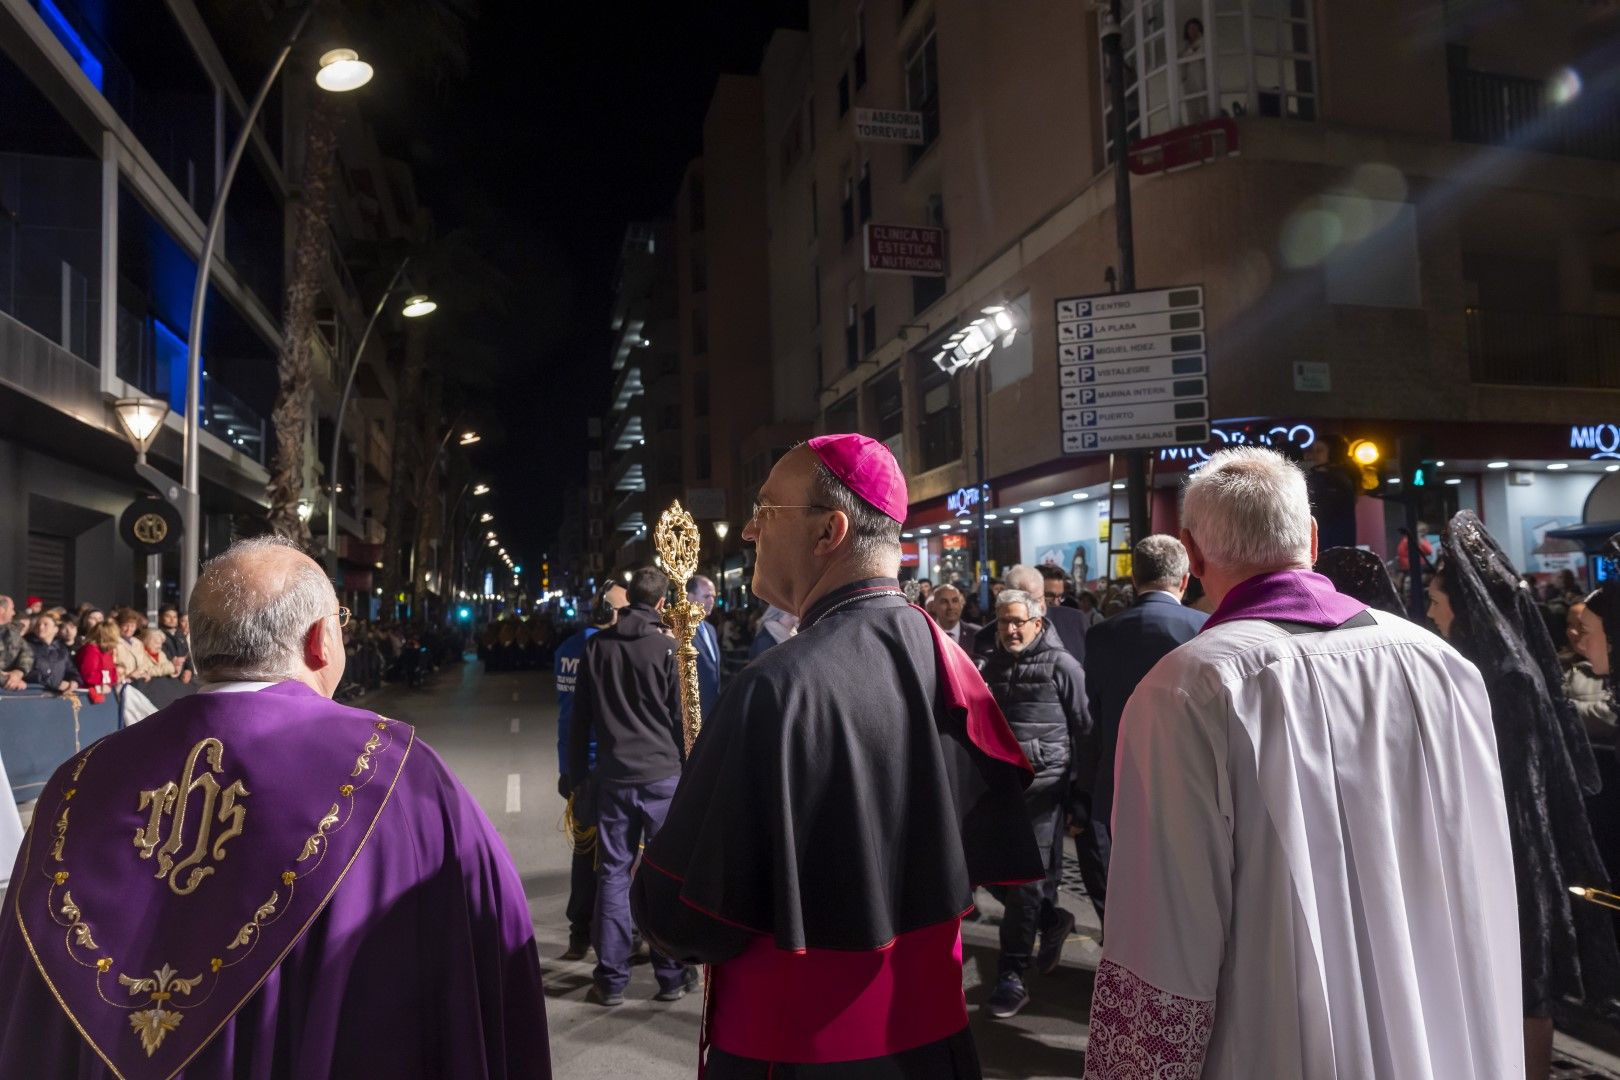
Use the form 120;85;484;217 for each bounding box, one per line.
189;536;345;694
1005;565;1044;595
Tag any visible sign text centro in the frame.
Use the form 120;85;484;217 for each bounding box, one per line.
853;107;925;144
864;223;946;277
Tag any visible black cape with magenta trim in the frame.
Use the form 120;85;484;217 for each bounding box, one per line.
634;583;1042;959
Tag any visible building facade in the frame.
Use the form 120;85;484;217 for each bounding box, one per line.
772;0;1620;586
0;0;409;613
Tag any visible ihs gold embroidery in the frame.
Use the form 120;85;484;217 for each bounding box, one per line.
132;738;250;896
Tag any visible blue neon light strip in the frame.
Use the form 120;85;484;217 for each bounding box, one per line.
36;0;104;91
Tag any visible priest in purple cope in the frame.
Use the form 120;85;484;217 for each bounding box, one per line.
0;536;550;1080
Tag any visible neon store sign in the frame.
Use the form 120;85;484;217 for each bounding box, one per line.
946;485;989;517
1159;422;1318;468
1571;424;1620;460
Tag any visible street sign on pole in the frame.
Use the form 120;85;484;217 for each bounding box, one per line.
1056;285;1208;456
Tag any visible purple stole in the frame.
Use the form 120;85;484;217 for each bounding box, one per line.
1201;569;1370;633
11;682;413;1078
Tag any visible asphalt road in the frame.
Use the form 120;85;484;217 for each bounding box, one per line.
366;657;1100;1080
368;656;1620;1080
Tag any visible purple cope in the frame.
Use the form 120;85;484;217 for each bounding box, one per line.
0;681;550;1080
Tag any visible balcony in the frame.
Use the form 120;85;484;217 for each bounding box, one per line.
611;489;646;534
606;445;646;493
609;406;645;452
610;361;644;413
200;373;266;463
366;426;392;484
1465;308;1620;389
1449;63;1620;163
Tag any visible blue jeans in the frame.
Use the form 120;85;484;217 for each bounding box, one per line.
593;775;686;993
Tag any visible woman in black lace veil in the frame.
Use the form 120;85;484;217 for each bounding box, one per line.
1315;546;1406;615
1431;511;1619;1079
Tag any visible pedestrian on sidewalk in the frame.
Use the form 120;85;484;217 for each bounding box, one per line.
570;566;694;1006
633;434;1042;1078
1087;449;1519;1079
976;587;1092;1019
553;578;627;961
0;536;550;1078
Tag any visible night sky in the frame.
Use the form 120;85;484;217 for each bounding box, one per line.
386;0;808;572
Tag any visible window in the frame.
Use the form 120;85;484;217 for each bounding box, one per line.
913;352;961;470
854;9;868;90
810;180;818;238
912;275;946;315
845;303;860;369
838;71;851;116
905;28;940;162
857;160;872;224
693;371;710;418
841;168;855;243
989;292;1034;391
1102;0;1317;152
812;273;821;326
826;391;859;433
691;249;707;293
661;404;681;431
862;305;877;355
690;176;706;231
692;308;708;356
870;367;903;441
695;433;711;480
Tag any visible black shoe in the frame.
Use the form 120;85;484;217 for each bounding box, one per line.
986;974;1029;1019
654;966;701;1002
587;984;624;1007
560;934;589;962
1036;908;1077;975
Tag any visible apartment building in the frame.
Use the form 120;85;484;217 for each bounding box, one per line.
770;0;1619;584
0;0;408;610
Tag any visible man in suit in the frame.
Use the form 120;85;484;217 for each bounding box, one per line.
973;565;1087;662
1080;534;1207;917
688;575;722;720
926;583;980;651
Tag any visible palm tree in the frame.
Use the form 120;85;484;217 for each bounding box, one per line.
204;0;478;548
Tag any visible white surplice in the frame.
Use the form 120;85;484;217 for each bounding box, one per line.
1085;609;1523;1080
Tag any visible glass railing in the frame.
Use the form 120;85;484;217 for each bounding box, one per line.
201;372;266;464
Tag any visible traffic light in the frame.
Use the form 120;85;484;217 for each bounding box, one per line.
1348;438;1382;492
1398;436;1435;490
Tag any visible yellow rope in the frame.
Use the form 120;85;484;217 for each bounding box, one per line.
559;793;597;857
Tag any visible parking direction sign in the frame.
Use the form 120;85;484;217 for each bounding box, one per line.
1063;421;1212;454
1061;376;1206;408
1061;400;1209;432
1055;285;1202;324
1055;285;1208;456
1060;332;1205;365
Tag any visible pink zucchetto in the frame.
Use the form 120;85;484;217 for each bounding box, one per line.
807;433;909;523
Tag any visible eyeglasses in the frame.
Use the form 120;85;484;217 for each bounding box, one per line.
997;615;1041;630
749;501;835;523
326;607;351;628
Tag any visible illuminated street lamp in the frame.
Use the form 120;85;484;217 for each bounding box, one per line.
473;484;490;496
185;7;378;603
401;294;438;318
459;431;481;446
113;398;170;462
713;521;730;541
480;512;493;523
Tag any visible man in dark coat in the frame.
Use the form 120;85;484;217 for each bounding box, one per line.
976;587;1091;1019
632;434;1041;1078
1081;534;1207;915
570;566;693;1006
927;583;980;651
687;575;722;719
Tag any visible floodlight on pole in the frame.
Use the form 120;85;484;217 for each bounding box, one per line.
185;6;377;606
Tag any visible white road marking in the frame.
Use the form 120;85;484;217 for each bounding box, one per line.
510;717;520;734
505;773;522;814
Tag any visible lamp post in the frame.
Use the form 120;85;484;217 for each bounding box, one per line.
929;304;1022;610
181;6;375;606
113;397;178;619
713;520;730;601
324;256;435;580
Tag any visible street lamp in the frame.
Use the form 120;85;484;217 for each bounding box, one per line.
458;432;481;446
115;397;178;620
479;512;493;523
183;5;378;605
928;301;1026;609
713;521;730;541
325;257;438;578
473;483;490;496
401;294;438;318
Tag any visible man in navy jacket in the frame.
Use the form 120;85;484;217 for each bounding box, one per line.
688;575;722;720
1081;535;1207;918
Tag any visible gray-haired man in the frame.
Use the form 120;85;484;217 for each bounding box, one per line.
0;596;31;691
0;537;552;1078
